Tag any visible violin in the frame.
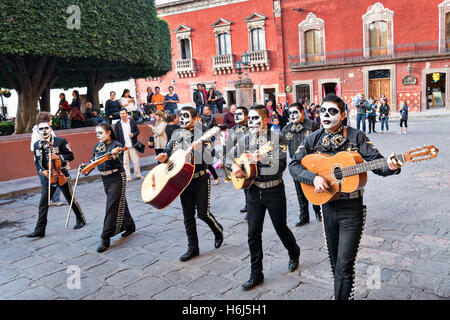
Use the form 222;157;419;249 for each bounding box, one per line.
48;141;67;187
81;147;128;176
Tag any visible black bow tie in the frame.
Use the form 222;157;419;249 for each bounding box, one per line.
321;129;347;152
291;124;303;132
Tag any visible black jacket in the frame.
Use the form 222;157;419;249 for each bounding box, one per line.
193;90;206;107
91;140;124;172
114;119;140;147
281;118;320;158
202;114;216;129
33;136;74;177
289;126;400;186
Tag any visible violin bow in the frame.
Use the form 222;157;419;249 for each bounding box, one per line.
48;141;52;207
65;164;82;228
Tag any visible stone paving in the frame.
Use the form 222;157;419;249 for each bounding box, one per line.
0;117;449;300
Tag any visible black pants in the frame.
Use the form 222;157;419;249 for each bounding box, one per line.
400;119;408;127
322;197;366;300
179;174;223;250
101;172;135;239
247;183;300;278
293;179;321;220
35;178;85;233
367;115;376;133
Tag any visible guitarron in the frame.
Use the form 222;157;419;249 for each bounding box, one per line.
300;145;439;205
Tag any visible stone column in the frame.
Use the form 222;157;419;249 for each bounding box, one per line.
235;70;254;107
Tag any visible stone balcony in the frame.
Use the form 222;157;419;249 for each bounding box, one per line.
212;54;235;75
175;58;196;78
249;50;270;72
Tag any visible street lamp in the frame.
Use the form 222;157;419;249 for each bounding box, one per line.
0;89;11;120
235;52;251;79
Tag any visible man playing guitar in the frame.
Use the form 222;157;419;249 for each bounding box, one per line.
156;107;224;262
289;94;403;300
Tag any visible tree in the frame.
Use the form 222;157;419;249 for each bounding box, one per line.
0;1;171;133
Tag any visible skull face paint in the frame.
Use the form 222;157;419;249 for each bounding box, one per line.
96;127;108;143
248;110;263;134
234;110;245;124
289;107;303;124
179;111;193;128
37;122;51;139
320;102;342;130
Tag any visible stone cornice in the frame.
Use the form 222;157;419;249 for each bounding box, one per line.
157;0;249;17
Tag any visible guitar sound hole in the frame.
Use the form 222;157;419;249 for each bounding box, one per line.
333;167;343;180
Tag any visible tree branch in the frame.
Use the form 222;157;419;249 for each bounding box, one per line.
11;55;32;92
31;55;48;87
0;57;20;92
37;57;57;97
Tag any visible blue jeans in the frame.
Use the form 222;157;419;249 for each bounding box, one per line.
196;105;204;116
380;116;389;131
35;162;61;202
167;107;178;115
60;114;69;129
209;104;217;115
356;114;366;132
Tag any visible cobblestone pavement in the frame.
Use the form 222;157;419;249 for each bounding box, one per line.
0;118;449;300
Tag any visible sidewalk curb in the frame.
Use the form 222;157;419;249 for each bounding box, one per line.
0;161;158;200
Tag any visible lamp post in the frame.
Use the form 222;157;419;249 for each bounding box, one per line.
0;89;11;120
235;52;253;108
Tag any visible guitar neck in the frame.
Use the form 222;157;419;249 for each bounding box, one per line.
341;154;404;177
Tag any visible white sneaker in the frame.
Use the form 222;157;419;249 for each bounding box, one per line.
397;131;402;134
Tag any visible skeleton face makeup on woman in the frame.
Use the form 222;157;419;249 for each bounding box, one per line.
96;126;109;143
234;109;246;124
248;110;264;134
37;122;51;140
179;110;193;129
320;102;343;131
289;107;303;124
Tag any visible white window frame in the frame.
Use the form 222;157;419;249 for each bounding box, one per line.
298;13;326;64
211;18;233;56
362;2;394;58
245;13;267;52
174;24;193;60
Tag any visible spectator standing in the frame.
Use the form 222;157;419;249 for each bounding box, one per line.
265;99;275;121
114;108;142;181
356;93;369;133
212;85;224;113
275;102;287;129
148;111;167;156
270;117;281;133
105;91;121;123
69;90;85;128
55;93;70;129
164;86;179;115
201;84;208;114
379;97;390;133
119;89;137;113
398;101;408;134
30;112;63;206
314;105;321;125
193;83;206;116
366;98;378;134
165;113;179;141
207;88;218;114
223;104;237;129
145;87;155;114
151;86;165;112
202;105;216;129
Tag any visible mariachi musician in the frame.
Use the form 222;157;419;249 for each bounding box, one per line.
225;106;249;216
289;94;403;300
156;107;224;262
84;123;136;253
27;120;86;238
281;102;322;226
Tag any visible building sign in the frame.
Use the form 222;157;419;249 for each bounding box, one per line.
402;74;417;85
285;85;292;93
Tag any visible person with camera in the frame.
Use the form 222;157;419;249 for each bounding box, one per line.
114;108;142;182
148;111;168;158
356;93;369;133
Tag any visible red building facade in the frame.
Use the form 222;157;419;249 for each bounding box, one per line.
136;0;450;113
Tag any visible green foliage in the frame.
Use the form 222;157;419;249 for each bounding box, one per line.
0;120;15;136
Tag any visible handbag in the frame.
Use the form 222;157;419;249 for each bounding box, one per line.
133;141;146;153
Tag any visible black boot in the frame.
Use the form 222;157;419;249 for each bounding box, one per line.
97;238;110;253
315;211;322;222
179;248;199;262
73;220;86;230
295;217;309;227
122;228;135;237
288;259;299;272
241;274;264;291
240;205;247;213
26;230;45;238
214;232;223;249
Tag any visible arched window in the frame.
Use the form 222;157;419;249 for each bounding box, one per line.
251;28;265;51
305;29;321;61
218;33;231;55
369;21;388;56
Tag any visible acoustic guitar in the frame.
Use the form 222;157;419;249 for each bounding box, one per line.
300;145;439;205
141;127;220;209
230;142;274;190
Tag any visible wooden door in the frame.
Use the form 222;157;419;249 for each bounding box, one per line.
369;78;391;102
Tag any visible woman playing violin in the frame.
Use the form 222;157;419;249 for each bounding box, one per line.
88;123;136;252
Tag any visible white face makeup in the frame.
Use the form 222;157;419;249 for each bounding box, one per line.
179;111;193;128
37;122;51;139
96;127;108;142
320;102;342;130
248;110;263;134
234;110;245;124
289;107;302;124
